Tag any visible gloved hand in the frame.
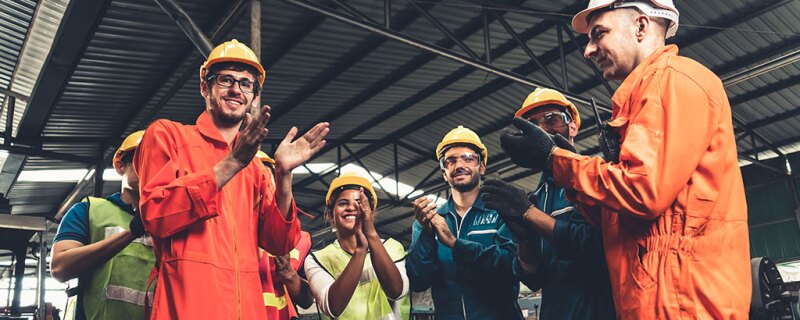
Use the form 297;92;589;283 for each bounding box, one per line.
500;117;556;170
598;122;621;163
481;179;536;240
552;133;577;153
129;210;146;238
482;178;536;241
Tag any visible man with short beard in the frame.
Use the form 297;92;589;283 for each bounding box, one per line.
406;126;522;320
134;39;329;319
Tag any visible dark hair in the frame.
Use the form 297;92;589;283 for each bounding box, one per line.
204;61;261;94
119;150;135;166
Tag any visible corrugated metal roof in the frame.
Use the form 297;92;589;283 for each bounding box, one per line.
0;0;798;251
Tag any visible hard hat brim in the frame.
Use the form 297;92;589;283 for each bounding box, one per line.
571;2;615;35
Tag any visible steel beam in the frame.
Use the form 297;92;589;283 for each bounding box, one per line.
290;2;597;190
0;144;95;164
483;7;491;64
460;0;571;23
330;0;378;25
268;1;436;123
341;144;396;202
17;0;112;141
36;231;46;320
54;172;97;220
292;1;523;152
384;0;391;29
11;249;24;315
0;88;29;103
251;0;261;58
93;162;104;197
741;107;800;133
109;0;247;158
722;49;800;87
153;0;214;57
494;12;560;89
4;96;15;144
281;0;610;110
557;24;568;90
409;0;479;59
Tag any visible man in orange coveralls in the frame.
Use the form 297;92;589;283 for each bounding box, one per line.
134;39;329;319
500;1;750;318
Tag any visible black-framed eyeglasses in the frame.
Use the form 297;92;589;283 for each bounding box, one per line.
527;111;571;128
207;74;257;94
439;152;481;169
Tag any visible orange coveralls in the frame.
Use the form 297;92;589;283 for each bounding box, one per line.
135;111;301;320
551;45;750;319
260;231;312;319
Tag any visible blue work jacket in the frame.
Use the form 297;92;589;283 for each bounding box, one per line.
406;195;523;320
514;172;615;319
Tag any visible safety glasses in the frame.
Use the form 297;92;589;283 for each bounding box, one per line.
439;152;481;169
527;111;571;128
207;74;257;94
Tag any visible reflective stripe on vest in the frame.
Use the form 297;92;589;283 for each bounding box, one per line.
104;226;153;247
266;248;300;260
78;196;156;320
105;284;154;306
263;292;288;309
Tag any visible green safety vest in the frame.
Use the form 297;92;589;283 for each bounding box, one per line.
311;238;410;320
66;196;156;320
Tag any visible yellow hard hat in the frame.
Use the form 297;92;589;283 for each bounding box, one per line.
255;150;275;165
515;88;581;129
326;172;378;211
435;126;488;166
199;39;266;87
114;130;145;167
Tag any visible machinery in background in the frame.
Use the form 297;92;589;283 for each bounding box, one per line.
751;257;800;319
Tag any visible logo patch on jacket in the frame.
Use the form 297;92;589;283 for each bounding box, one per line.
472;213;498;226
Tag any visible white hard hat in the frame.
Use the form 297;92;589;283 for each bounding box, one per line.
572;0;679;38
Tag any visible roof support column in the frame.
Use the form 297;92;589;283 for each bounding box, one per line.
153;0;214;57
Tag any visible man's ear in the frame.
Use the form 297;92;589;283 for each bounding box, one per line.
635;15;650;41
200;80;209;99
113;160;125;175
568;121;579;140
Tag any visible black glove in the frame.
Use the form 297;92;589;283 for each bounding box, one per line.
552;133;577;153
598;122;621;163
129;210;146;238
482;179;536;241
500;117;556;169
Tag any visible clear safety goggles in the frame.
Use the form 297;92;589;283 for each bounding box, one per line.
527;111;571;128
439;152;481;170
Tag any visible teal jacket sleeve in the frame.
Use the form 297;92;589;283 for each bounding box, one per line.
406;220;439;292
551;209;604;264
451;223;516;275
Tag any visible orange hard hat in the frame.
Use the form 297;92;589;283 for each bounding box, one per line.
515;88;581;129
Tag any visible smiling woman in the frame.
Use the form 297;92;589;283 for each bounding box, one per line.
305;172;410;320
